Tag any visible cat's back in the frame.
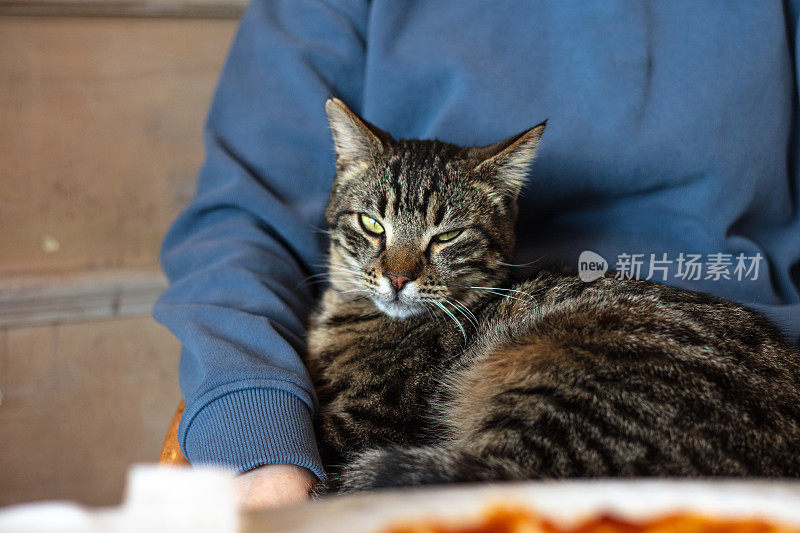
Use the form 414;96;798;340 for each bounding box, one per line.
446;271;800;476
488;271;796;368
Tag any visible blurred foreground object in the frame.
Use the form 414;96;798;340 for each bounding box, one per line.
2;475;800;532
247;481;800;533
0;465;236;533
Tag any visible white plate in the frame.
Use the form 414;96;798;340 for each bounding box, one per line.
245;480;800;533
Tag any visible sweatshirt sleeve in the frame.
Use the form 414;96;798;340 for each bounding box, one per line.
152;0;370;479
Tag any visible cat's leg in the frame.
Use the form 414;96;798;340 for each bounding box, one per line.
335;445;530;493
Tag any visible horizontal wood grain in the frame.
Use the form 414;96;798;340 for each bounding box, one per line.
0;0;245;18
0;268;167;327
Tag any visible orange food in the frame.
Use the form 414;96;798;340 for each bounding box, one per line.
383;507;799;533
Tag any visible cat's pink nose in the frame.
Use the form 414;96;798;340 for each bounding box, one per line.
386;272;412;292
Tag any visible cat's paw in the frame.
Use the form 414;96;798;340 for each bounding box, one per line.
334;445;529;493
335;445;472;493
336;448;396;493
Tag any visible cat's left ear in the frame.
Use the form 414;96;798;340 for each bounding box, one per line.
326;97;392;171
470;121;546;197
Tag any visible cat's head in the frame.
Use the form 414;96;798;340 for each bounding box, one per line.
324;98;545;319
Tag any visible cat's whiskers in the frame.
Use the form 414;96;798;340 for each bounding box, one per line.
444;297;479;330
316;263;364;278
331;274;362;281
484;290;532;304
463;285;535;301
315;259;359;270
323;270;370;294
300;262;365;289
301;272;332;281
325;263;364;279
328;267;362;276
328;271;364;282
299;272;348;287
425;298;467;344
325;262;363;275
300;277;363;289
339;289;370;295
419;300;444;326
417;293;446;324
447;296;479;325
498;256;545;268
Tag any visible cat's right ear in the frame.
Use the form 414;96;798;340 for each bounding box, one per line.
469;121;546;198
326;98;391;171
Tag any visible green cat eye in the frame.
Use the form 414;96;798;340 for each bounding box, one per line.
435;229;462;242
359;214;385;235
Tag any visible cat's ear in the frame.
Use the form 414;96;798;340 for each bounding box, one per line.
470;121;546;197
326;97;391;170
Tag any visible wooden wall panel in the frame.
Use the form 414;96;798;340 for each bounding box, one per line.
0;11;240;508
0;16;237;275
0;317;181;506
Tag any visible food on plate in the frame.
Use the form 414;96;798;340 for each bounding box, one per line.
382;506;800;533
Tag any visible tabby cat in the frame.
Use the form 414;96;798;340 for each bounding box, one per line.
306;98;800;492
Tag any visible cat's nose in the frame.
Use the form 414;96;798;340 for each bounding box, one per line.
385;272;412;292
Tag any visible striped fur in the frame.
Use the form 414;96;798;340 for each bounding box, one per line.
307;99;800;492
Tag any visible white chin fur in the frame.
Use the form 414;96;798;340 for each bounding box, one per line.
373;298;425;319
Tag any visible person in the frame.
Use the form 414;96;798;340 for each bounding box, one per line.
153;1;800;508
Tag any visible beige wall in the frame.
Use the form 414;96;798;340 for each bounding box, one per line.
0;12;240;506
0;318;181;505
0;16;236;275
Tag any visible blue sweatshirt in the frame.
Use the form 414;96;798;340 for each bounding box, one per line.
154;1;800;479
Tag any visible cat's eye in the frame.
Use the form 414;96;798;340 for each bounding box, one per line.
359;214;385;236
434;229;462;242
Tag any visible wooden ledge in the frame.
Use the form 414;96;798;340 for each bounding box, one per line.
0;0;245;18
0;268;167;328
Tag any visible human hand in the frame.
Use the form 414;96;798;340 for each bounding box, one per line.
235;463;315;509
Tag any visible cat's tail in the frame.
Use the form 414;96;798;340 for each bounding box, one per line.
334;445;529;493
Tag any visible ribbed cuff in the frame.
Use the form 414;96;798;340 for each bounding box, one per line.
181;388;325;480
